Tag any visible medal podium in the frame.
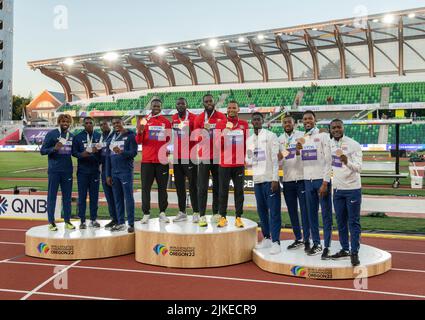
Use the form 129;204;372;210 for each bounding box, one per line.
25;221;135;260
135;216;257;268
253;241;392;280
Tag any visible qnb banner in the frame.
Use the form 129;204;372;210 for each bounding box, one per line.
0;194;61;220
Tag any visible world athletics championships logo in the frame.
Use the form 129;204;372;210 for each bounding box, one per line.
0;196;8;215
37;243;50;254
153;244;168;256
291;266;307;277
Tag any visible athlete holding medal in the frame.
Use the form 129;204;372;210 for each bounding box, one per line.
278;114;310;252
72;117;102;229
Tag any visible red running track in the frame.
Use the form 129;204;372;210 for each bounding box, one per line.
0;219;424;300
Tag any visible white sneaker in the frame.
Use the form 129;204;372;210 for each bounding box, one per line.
212;214;221;224
255;238;272;250
270;242;282;255
159;212;170;223
174;212;188;223
192;213;200;223
140;215;150;224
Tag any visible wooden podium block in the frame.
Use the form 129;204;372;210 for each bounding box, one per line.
135;216;257;268
253;240;392;280
25;221;135;261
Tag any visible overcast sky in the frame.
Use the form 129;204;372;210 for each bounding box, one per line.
12;0;425;97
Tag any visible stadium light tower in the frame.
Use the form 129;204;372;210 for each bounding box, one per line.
238;37;246;43
103;52;119;61
209;39;219;49
154;46;167;55
408;13;416;18
63;58;75;66
383;14;395;24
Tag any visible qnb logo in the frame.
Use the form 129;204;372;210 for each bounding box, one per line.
37;243;50;254
153;244;168;256
291;266;307;277
0;196;8;215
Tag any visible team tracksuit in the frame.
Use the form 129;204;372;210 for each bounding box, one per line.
171;111;199;214
193;110;227;217
331;136;363;254
301;128;333;248
99;131;117;223
216;116;248;218
72;130;101;223
40;129;74;224
246;129;282;244
278;131;310;243
105;130;138;226
136;114;172;215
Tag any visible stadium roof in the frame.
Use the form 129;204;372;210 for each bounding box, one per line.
28;7;425;102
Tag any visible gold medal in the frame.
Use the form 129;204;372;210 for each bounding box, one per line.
178;122;185;130
226;122;234;129
336;149;344;157
297;137;306;145
204;123;211;130
282;150;290;158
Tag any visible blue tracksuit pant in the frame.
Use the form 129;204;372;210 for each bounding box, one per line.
77;172;100;222
101;170;118;223
304;179;333;247
333;189;362;254
111;173;135;226
254;182;282;244
47;172;73;224
283;180;310;243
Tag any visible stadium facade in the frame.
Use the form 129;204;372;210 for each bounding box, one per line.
0;0;13;121
27;7;425;102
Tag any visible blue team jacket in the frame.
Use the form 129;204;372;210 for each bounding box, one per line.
99;131;114;168
105;130;138;177
72;130;101;175
40;129;74;174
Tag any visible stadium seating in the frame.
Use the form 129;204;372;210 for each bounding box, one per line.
388;123;425;145
58;82;425;114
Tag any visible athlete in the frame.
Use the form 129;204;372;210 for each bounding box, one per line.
278;114;310;252
329;119;363;267
193;94;226;227
296;111;333;259
106;118;138;233
136;99;172;224
215;101;248;228
97;119;117;230
72;117;102;229
40;114;75;231
171;98;199;223
246;112;282;255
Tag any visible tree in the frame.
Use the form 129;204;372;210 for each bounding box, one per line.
12;95;31;121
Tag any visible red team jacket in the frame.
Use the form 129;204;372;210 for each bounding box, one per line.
171;111;197;160
193;110;227;161
215;117;249;167
136;115;172;164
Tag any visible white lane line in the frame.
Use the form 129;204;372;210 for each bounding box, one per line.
0;289;119;300
31;291;120;300
3;261;425;299
388;250;425;256
0;242;25;246
0;228;28;232
12;167;47;174
392;268;425;274
20;260;81;301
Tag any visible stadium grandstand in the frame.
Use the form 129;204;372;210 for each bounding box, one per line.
22;7;425;148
